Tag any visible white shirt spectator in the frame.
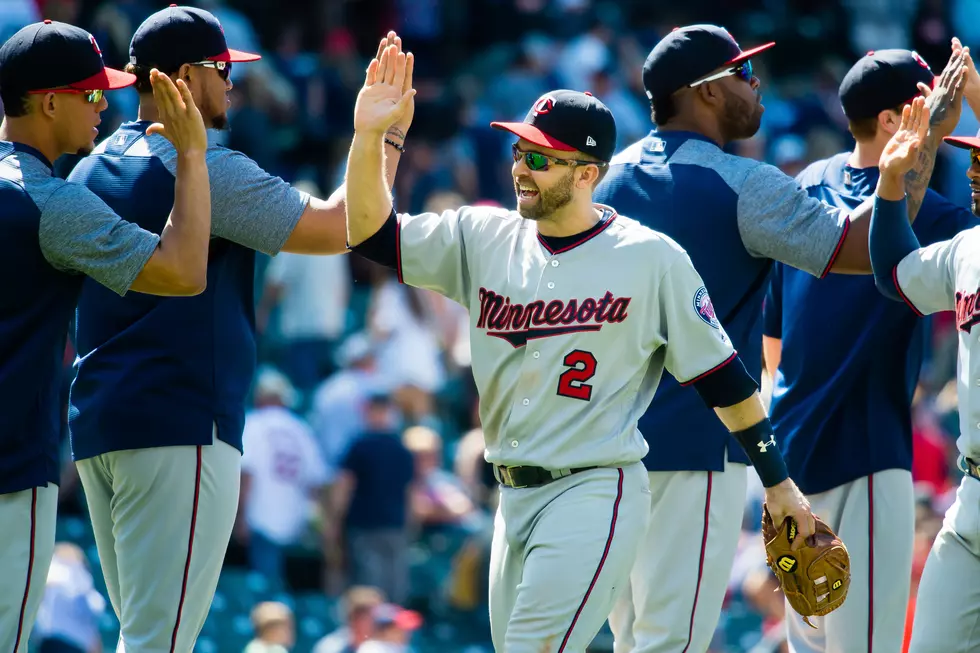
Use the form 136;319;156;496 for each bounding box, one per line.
308;367;386;480
369;279;445;393
242;406;329;545
265;251;350;341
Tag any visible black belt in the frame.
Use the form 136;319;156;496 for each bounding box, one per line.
493;464;597;489
964;457;980;481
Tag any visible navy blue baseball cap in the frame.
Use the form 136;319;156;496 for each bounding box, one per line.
642;24;773;101
129;4;260;73
839;49;935;121
0;20;135;94
490;90;617;162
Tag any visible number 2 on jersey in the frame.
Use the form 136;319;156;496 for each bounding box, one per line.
557;350;597;401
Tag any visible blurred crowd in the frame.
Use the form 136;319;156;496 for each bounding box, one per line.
8;0;980;650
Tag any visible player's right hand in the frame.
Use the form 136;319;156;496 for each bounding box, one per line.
879;96;929;180
763;477;816;551
146;69;207;157
353;42;416;137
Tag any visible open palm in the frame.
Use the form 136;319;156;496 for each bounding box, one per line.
880;96;930;178
354;43;416;136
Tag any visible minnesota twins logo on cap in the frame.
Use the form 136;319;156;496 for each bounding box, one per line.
534;96;555;114
693;286;720;329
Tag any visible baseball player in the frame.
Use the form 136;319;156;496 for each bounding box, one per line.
762;45;979;653
63;7;412;652
868;96;980;653
344;45;818;653
0;20;211;653
592;24;967;653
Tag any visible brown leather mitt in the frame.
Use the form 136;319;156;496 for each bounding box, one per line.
761;504;851;628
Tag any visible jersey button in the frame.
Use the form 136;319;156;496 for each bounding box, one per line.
547;282;555;289
522;398;530;405
551;260;559;267
511;440;519;448
533;351;540;359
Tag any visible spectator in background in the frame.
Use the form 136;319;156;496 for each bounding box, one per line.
328;392;415;605
244;602;295;653
308;332;386;481
313;586;385;653
357;604;423;653
237;367;329;592
403;426;480;534
33;543;105;653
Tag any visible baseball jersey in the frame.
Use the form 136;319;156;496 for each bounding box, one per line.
0;141;158;494
353;204;747;470
763;154;977;495
592;131;849;471
891;227;980;460
65;122;309;460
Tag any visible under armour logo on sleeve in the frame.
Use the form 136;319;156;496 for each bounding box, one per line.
758;435;776;452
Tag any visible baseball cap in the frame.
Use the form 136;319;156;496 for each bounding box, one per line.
943;133;980;151
372;603;423;630
0;20;135;94
642;24;773;101
839;49;935;121
490;90;617;162
129;4;260;73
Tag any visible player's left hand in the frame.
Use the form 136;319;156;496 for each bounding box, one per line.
353;40;416;137
918;40;968;139
879;96;930;181
762;477;816;551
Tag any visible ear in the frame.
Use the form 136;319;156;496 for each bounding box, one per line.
39;92;57;119
694;81;723;108
575;164;601;189
176;63;192;83
878;108;902;136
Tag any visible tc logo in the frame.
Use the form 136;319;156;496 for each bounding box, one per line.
777;555;798;573
89;34;102;55
533;96;555;114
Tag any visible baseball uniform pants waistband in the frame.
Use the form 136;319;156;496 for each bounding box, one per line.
493;464;599;489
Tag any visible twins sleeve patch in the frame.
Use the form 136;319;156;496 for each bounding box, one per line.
693;286;720;329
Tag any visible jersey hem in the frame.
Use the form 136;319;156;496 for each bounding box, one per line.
678;351;738;386
892;265;925;316
819;216;851;278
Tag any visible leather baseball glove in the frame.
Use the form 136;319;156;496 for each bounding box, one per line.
762;504;851;628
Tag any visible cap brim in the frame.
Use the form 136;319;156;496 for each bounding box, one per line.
727;41;776;66
69;66;137;91
489;121;575;151
944;135;980;150
394;610;423;630
209;48;262;63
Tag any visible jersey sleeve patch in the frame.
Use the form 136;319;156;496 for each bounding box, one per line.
693;286;721;329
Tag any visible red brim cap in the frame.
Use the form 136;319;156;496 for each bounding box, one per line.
944;135;980;150
68;66;137;91
394;609;423;631
727;41;776;66
209;48;262;63
489;121;576;151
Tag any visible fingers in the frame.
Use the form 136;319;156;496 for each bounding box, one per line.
900;102;913;132
375;36;387;62
174;78;192;113
150;69;175;117
917;81;933;98
385;46;401;86
392;49;407;91
377;45;391;85
365;57;379;86
403;51;415;95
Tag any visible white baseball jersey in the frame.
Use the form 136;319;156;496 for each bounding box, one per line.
894;226;980;459
395;203;738;470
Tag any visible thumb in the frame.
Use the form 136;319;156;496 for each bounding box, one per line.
398;88;417;109
918;82;933;98
145;123;171;143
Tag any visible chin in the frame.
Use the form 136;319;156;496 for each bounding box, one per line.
75;143;95;157
210;113;229;131
973;199;980;217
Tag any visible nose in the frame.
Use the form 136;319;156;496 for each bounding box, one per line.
97;94;109;113
225;74;233;92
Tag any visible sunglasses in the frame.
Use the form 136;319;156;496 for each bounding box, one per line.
190;60;232;81
971;149;980;168
27;88;104;104
688;60;754;88
512;143;607;172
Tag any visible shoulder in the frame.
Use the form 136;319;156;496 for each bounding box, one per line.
43;178;113;215
794;154;846;190
608;136;652;167
606;211;688;262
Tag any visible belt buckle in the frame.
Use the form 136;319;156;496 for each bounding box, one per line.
500;466;528;489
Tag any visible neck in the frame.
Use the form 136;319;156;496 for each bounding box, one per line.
0;116;61;165
136;94;160;124
657;116;725;147
847;137;886;169
535;199;601;237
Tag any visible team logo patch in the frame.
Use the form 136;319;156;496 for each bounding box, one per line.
777;555;798;573
533;95;556;115
693;286;720;329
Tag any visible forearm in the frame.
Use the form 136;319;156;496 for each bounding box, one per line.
157;153;211;289
714;392;768;431
869;177;921;301
346;130;396;247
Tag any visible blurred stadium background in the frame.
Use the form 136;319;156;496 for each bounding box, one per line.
4;0;977;651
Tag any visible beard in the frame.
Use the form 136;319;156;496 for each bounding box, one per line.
210;113;229;131
720;88;763;142
972;196;980;217
76;143;94;156
516;170;574;221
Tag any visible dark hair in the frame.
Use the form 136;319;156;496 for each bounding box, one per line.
1;87;30;117
124;62;179;95
651;94;677;126
847;104;905;142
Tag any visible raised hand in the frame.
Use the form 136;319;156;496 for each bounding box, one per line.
374;31;415;141
880;96;930;179
918;41;968;139
354;42;416;137
145;69;207;155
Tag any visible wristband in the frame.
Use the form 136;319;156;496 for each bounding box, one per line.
732;419;789;488
384;137;405;153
